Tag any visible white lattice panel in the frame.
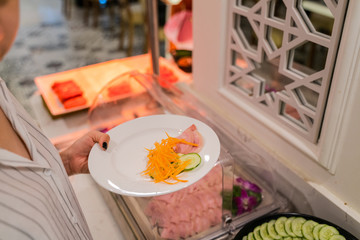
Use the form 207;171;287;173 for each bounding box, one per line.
224;0;348;142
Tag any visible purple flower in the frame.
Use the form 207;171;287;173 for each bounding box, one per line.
236;177;262;193
234;189;258;215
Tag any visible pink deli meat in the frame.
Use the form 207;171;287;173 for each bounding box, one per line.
174;124;203;154
144;165;223;239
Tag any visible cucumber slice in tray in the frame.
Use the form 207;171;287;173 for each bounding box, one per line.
275;216;289;237
247;232;255;240
302;220;319;240
313;224;326;240
260;223;273;240
329;235;346;240
292;217;306;237
301;220;319;240
285;217;297;237
240;216;348;240
319;226;340;240
253;226;263;240
267;220;282;239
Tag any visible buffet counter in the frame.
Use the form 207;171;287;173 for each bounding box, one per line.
28;55;291;239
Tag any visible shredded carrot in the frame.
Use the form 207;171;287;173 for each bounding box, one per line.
141;132;198;184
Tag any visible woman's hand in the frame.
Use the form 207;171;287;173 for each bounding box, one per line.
60;130;110;175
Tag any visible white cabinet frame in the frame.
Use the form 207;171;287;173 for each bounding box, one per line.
192;0;360;225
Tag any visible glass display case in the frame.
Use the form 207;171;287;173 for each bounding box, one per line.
87;71;291;239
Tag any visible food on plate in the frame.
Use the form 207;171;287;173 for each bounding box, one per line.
107;81;132;98
145;165;223;239
179;153;201;171
51;79;87;109
174;124;203;154
141;124;203;184
141;135;199;184
241;216;346;240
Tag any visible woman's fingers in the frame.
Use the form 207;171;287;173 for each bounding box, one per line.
88;130;110;151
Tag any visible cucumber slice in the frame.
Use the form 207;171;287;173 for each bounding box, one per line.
285;217;297;237
179;153;201;171
313;224;326;240
253;226;263;240
248;232;255;240
319;226;339;240
267;219;282;239
260;223;272;240
283;237;293;240
242;236;248;240
292;217;306;237
302;220;319;240
329;235;346;240
275;216;289;237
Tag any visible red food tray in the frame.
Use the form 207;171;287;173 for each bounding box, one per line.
35;55;191;116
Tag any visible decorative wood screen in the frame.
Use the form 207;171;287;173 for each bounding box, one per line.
224;0;348;142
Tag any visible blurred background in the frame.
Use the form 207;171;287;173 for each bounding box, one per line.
0;0;168;115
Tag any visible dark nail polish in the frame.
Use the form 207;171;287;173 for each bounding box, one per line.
102;142;108;150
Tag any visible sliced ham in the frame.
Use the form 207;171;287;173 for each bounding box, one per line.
145;165;223;239
159;223;180;240
174;124;203;154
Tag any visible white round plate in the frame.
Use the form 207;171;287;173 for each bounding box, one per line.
89;114;220;197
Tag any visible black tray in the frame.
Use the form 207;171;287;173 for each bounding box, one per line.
234;213;358;240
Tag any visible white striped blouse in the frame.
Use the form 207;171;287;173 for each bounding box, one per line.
0;78;93;239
